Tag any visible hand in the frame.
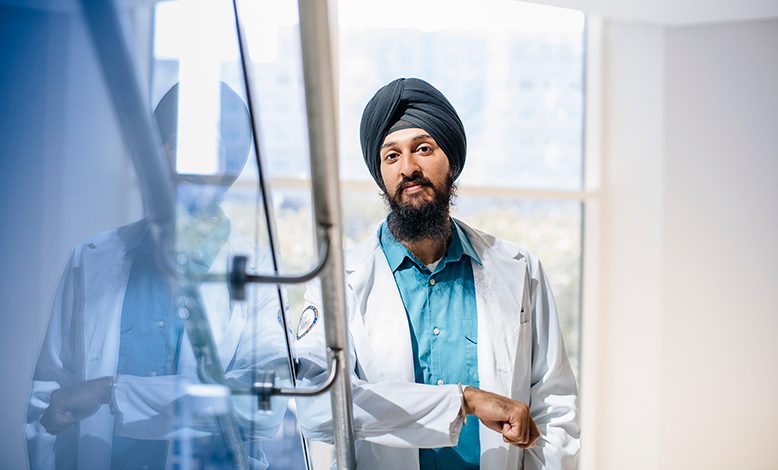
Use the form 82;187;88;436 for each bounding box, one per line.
463;387;539;449
40;376;113;434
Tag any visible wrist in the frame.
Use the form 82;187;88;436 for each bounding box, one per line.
462;385;478;416
99;375;117;405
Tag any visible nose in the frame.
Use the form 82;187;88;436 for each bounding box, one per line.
399;152;421;178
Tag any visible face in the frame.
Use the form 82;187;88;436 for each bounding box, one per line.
379;127;451;207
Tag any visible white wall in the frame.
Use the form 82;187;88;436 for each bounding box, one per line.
586;16;778;470
660;19;778;469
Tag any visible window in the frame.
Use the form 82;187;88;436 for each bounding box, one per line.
151;1;585;467
336;0;586;373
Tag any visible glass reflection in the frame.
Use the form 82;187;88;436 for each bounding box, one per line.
26;80;295;469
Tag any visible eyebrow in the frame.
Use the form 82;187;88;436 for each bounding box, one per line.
380;133;432;149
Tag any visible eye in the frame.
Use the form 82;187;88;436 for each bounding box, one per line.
383;151;399;161
416;145;433;154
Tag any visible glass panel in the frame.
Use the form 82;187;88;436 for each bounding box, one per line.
12;1;311;469
12;4;151;468
152;1;312;468
338;0;586;191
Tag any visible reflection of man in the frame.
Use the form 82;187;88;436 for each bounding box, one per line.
297;78;579;469
26;83;287;469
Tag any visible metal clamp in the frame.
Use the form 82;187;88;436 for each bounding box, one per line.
232;348;341;411
228;232;330;300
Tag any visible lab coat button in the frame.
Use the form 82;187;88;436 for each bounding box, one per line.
437;379;444;385
433;328;440;335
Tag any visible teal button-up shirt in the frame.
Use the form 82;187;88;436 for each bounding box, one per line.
379;217;482;470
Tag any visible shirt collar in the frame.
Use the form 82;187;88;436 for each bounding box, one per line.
379;216;481;273
124;225;150;257
189;210;230;272
451;218;482;267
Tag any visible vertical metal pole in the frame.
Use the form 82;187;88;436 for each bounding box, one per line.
297;1;356;469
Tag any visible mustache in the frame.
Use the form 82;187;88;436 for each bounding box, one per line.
396;174;433;194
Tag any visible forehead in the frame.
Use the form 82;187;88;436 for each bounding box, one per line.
381;127;434;147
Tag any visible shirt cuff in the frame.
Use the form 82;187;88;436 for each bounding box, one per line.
448;386;466;445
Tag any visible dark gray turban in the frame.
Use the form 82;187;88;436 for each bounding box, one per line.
360;78;466;190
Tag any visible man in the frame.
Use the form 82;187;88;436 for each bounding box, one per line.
25;82;288;469
296;78;579;470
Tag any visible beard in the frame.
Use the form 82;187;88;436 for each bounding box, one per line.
385;173;456;242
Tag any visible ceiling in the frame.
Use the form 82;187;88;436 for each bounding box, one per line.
4;0;778;26
523;0;778;26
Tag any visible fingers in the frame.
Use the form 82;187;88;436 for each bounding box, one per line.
464;387;540;449
527;416;540;448
39;378;112;435
496;401;537;449
40;402;75;435
501;416;537;448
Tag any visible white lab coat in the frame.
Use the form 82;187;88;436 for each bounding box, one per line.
25;218;288;470
296;219;580;470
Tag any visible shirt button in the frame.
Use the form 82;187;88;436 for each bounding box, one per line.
150;371;157;377
429;279;436;286
157;320;165;328
433;328;440;335
437;379;444;385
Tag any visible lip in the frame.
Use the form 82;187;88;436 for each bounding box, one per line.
403;183;424;193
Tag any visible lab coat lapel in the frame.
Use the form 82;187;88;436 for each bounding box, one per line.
457;220;526;397
81;224;139;382
457;220;527;470
345;232;415;383
78;223;142;470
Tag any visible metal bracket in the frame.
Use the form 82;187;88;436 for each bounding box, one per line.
231;348;341;411
224;229;330;301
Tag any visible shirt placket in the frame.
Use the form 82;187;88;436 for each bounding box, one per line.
427;266;445;387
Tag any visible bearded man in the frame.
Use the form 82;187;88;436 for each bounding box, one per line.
296;78;580;470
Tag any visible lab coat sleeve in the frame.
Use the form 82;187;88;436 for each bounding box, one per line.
112;280;288;441
294;277;464;449
523;258;580;470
